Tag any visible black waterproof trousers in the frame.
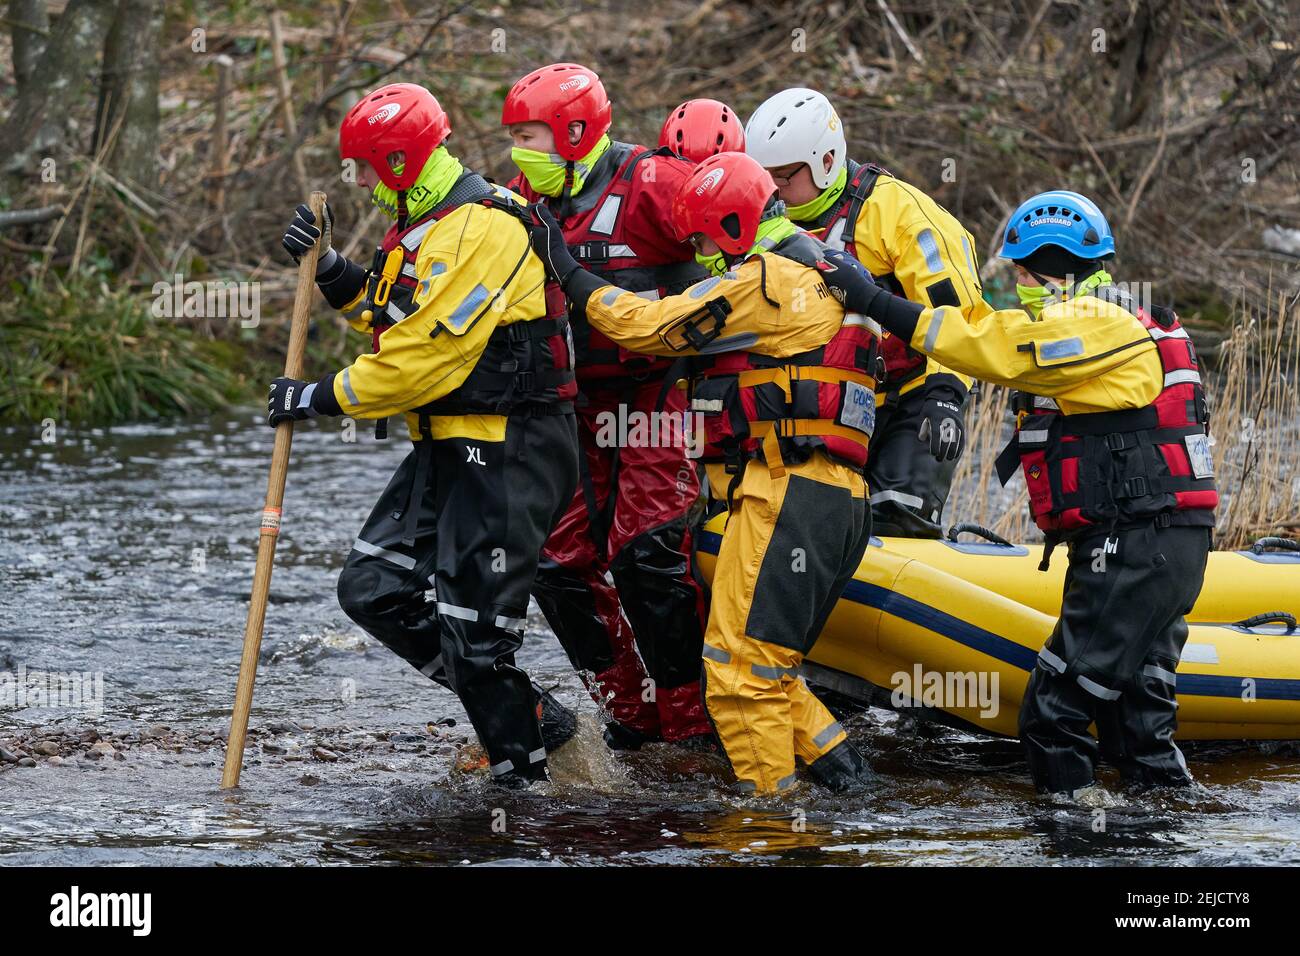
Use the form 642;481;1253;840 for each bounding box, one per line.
1018;523;1212;794
337;411;579;785
866;387;966;538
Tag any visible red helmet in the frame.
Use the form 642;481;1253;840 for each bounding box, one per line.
501;63;612;162
340;83;450;191
672;152;777;256
659;99;745;163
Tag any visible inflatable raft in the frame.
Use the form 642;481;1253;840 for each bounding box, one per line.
694;516;1300;740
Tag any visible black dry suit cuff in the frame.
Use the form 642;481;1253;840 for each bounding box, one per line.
309;373;344;417
862;287;924;344
564;267;607;317
316;251;368;311
923;372;967;403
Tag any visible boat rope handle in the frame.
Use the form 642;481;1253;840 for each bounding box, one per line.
946;522;1014;547
1232;611;1297;633
1249;537;1300;554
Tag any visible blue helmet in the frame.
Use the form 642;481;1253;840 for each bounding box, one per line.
999;190;1115;261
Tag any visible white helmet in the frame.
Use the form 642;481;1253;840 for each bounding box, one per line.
744;88;847;190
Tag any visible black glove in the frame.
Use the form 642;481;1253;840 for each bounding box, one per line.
282;202;333;266
523;202;608;314
267;377;320;427
523;202;580;285
916;377;967;462
817;248;885;313
818;248;925;342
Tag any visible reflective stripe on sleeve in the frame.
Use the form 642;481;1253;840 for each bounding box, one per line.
916;229;944;274
340;368;360;406
447;284;490;330
923;306;945;353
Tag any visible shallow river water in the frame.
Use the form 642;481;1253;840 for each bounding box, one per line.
2;415;1298;865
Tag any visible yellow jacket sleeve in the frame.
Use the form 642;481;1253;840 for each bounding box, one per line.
340;287;371;335
330;203;547;419
906;295;1163;410
583;254;845;359
855;178;993;393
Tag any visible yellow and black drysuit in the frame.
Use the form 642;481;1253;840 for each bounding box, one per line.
301;172;580;786
796;161;991;537
816;255;1217;794
540;227;880;793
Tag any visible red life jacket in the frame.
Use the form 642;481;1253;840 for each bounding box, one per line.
688;234;882;476
995;287;1217;538
511;142;707;385
804;159;929;393
359;174;577;415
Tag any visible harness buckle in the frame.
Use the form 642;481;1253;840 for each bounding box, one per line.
571;240;610;265
1104;432;1129;452
1122;476;1150;499
1155;511;1173;528
514;370;537;395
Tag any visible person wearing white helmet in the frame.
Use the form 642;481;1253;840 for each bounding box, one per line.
746;88;992;539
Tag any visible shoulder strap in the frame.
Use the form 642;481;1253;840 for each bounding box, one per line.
769;231;829;269
840;161;885;250
1087;282;1132;310
620;145;675;181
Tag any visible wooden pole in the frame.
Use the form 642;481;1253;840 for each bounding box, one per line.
221;190;326;790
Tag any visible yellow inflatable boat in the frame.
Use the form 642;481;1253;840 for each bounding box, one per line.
694;516;1300;740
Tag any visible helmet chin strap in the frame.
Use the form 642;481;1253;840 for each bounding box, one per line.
556;161;575;218
1025;266;1071;300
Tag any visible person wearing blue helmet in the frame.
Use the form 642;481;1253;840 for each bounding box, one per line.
1001;189;1117;316
808;189;1218;798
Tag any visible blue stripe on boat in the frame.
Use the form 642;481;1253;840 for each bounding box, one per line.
694;530;1300;702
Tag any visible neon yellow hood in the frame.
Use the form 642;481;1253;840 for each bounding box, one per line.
371;146;464;221
1018;269;1113;319
695;215;799;277
511;135;612;197
785;167;848;223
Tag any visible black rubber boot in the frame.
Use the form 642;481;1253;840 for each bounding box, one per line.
603;721;655;751
672;731;722;754
535;685;578;753
807;739;874;792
